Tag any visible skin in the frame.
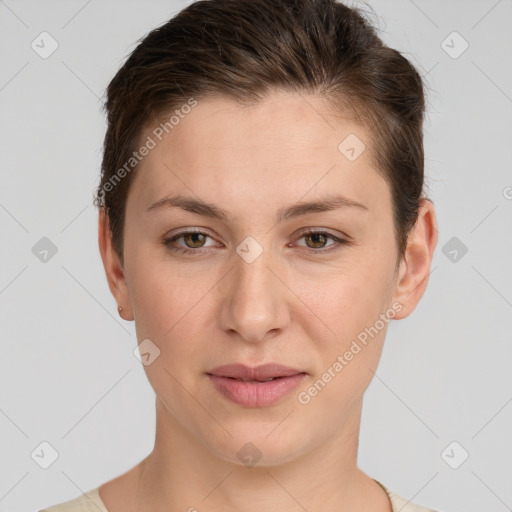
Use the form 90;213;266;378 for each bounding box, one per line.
98;91;438;512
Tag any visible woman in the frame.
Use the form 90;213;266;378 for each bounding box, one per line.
40;0;440;510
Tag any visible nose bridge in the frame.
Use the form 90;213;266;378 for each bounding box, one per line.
219;241;288;342
236;248;274;297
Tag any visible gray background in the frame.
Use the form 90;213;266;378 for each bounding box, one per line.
1;1;511;511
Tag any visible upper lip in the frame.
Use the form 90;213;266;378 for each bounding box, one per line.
207;364;305;381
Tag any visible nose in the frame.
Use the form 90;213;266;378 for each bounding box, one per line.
218;245;290;344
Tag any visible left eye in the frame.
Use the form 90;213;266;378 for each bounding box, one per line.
163;230;348;254
296;230;346;251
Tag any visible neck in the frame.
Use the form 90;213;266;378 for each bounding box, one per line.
126;397;391;512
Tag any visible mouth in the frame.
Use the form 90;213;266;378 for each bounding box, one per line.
206;363;307;407
207;363;305;381
220;375;295;382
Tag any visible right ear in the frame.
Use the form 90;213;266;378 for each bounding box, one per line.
98;208;134;321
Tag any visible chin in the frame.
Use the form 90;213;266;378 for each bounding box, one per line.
206;422;312;469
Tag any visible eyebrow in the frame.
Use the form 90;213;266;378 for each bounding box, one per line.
145;193;368;222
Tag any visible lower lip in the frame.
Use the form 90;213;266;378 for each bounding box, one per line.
208;373;306;407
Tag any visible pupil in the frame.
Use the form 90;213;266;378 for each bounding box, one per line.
187;233;205;247
309;233;325;248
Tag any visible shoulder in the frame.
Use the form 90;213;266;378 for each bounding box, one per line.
387;489;440;512
38;487;108;512
376;480;443;512
40;482;446;512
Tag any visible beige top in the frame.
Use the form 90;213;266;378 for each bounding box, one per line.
39;480;441;511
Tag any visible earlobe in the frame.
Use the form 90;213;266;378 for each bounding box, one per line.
391;199;438;320
98;209;134;321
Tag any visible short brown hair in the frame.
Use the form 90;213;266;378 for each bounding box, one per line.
94;0;430;269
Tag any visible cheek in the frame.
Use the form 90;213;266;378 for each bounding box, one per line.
296;259;393;397
297;259;392;338
126;248;219;361
126;241;189;320
299;307;389;417
131;277;208;343
127;263;214;407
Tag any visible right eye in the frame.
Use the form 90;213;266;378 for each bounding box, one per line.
163;229;219;255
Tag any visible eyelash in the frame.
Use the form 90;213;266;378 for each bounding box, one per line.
163;229;349;255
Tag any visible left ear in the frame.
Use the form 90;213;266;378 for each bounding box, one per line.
391;198;438;320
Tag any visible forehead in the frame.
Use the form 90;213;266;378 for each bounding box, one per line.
149;92;363;160
128;91;391;219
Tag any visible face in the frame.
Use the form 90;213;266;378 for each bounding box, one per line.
100;91;433;467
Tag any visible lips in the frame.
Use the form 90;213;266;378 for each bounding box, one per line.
207;364;307;407
207;363;305;381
